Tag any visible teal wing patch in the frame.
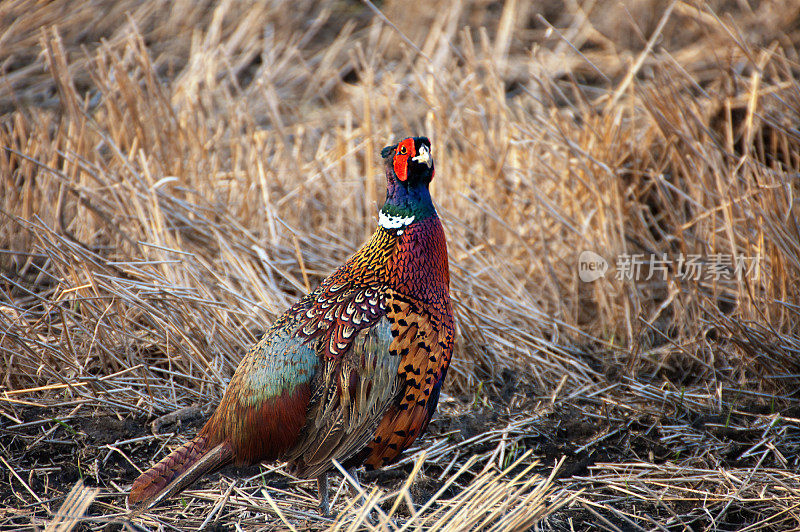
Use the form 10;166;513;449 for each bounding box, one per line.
236;329;318;407
202;312;319;463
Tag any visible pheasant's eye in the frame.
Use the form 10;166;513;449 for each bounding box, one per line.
398;146;407;155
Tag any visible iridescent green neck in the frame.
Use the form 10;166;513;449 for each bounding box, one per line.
379;180;436;231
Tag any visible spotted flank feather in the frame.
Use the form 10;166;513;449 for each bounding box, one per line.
362;290;454;468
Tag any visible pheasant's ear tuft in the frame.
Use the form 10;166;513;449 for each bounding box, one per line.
381;144;397;159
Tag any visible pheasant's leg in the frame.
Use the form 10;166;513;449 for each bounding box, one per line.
343;467;365;504
346;468;361;491
317;473;330;516
345;467;377;524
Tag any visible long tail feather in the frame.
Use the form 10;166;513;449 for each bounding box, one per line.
128;435;233;508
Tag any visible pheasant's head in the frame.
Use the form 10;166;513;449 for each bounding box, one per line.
381;136;434;188
379;136;437;229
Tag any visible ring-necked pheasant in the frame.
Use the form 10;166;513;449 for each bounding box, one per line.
128;136;454;514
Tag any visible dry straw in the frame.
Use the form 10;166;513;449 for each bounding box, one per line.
2;0;800;529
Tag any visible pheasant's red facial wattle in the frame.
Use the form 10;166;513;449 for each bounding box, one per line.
393;138;416;182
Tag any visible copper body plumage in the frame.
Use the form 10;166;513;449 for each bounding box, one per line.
128;136;454;514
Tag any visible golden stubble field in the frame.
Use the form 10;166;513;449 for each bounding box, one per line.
2;0;800;530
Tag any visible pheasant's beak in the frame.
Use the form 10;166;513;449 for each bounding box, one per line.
412;145;432;168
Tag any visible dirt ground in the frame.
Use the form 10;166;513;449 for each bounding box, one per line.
4;369;799;530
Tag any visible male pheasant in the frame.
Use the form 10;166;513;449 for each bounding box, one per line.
128;136;454;514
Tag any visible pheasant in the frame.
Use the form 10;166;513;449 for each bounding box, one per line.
128;136;455;514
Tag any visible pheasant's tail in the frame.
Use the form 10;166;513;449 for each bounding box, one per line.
128;435;233;509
